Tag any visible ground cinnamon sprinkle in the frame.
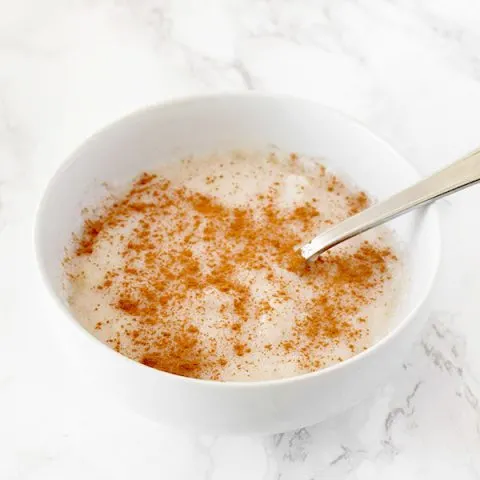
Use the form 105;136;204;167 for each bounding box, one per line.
66;151;401;381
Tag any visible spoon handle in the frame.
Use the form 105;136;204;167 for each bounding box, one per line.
301;147;480;261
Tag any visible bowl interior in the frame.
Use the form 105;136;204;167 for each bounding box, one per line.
36;94;440;346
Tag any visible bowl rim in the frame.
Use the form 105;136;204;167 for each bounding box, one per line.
34;91;442;389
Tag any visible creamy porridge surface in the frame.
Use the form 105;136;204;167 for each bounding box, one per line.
65;150;403;381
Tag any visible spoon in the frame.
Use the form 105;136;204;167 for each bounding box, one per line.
300;147;480;262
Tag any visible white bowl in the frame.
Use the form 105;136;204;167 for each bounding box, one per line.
35;93;441;435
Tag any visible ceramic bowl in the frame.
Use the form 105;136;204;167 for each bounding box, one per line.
35;94;441;434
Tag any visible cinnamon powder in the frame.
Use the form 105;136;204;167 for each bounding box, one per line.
66;151;400;381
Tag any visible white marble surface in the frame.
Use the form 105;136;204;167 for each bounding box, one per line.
1;0;480;478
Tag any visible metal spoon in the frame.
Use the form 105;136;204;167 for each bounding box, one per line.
300;147;480;262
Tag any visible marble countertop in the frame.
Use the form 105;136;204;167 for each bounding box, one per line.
1;0;480;478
